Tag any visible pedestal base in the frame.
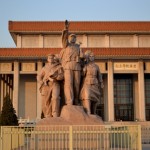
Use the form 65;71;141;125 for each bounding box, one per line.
37;105;103;125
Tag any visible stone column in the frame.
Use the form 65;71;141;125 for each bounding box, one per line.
0;76;4;110
82;34;88;47
136;61;146;121
103;75;108;121
39;34;44;48
133;34;139;47
10;78;13;101
6;75;9;94
8;76;10;96
13;62;19;115
106;60;114;121
4;75;7;97
17;34;22;48
105;34;110;48
36;61;43;119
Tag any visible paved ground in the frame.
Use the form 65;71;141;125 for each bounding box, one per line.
142;144;150;150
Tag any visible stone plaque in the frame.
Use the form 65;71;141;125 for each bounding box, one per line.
0;63;12;72
114;62;138;71
22;63;35;72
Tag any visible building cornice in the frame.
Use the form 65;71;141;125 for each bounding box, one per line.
9;21;150;32
0;48;150;61
9;21;150;45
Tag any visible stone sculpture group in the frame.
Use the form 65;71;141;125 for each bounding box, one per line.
37;20;104;119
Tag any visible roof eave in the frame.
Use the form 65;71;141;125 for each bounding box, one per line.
0;55;150;61
9;30;150;35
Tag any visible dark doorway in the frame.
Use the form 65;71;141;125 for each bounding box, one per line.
145;74;150;121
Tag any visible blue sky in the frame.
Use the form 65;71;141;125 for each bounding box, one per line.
0;0;150;47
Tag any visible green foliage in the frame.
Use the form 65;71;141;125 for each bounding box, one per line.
0;93;18;126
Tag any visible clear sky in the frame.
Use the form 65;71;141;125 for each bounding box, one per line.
0;0;150;47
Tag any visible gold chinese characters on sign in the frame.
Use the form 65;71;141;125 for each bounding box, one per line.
114;62;138;71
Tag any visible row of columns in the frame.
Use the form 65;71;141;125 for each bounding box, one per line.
0;61;42;119
12;61;42;119
0;60;146;121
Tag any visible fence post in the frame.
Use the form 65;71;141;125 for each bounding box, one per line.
69;126;73;150
0;126;2;150
138;125;142;150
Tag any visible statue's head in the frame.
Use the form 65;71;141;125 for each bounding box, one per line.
69;34;76;43
85;50;95;62
47;54;55;63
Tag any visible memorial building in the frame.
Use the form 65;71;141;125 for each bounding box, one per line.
0;21;150;123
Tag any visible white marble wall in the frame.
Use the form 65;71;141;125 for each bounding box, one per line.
110;35;133;47
18;34;150;48
87;35;105;47
44;35;61;47
139;35;150;47
21;35;39;48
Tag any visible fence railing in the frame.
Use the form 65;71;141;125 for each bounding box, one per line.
0;125;141;150
141;125;150;145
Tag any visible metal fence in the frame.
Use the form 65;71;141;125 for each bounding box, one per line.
141;125;150;144
0;125;141;150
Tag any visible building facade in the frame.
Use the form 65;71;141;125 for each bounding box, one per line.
0;21;150;123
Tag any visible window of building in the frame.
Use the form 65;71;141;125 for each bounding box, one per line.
114;74;134;121
145;74;150;121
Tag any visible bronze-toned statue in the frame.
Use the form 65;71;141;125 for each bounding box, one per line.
37;54;63;118
80;50;104;115
60;20;84;105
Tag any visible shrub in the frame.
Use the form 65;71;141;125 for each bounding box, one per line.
0;93;18;126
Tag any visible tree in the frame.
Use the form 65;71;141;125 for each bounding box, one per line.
0;93;18;126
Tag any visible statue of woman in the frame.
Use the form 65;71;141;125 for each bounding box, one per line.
80;50;104;115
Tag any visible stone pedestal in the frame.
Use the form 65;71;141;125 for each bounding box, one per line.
36;105;103;125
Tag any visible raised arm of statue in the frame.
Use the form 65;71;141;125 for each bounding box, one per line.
62;20;69;48
62;29;69;48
